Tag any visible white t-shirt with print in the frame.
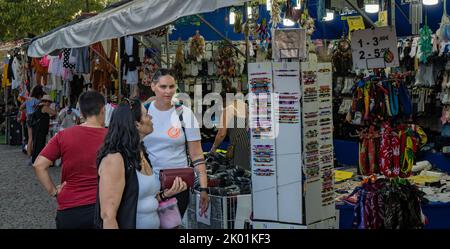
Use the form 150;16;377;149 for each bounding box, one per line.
143;102;201;175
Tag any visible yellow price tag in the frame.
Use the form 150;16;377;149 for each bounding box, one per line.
347;16;365;32
378;11;388;27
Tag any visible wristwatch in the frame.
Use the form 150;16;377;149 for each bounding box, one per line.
199;187;209;194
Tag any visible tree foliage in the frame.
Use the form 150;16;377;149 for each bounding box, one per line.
0;0;117;41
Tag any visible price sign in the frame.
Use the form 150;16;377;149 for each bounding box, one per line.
351;26;399;70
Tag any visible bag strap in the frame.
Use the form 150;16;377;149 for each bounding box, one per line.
175;103;192;167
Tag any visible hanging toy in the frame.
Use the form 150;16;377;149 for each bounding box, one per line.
286;0;301;22
234;9;243;34
379;122;401;178
215;42;238;80
300;9;315;36
189;30;206;62
270;0;282;27
256;18;271;52
142;48;159;87
419;24;433;63
172;39;185;81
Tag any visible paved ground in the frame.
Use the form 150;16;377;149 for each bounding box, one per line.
0;145;60;229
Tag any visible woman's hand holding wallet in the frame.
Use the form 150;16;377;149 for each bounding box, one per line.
162;177;187;198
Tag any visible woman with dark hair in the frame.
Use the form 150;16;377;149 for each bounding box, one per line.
143;69;209;218
20;85;45;157
95;99;187;229
31;95;56;164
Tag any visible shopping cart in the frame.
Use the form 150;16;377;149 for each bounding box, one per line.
186;190;252;229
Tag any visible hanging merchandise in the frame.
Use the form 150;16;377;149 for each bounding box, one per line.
347;73;414;125
273;28;307;60
317;0;326;21
189;30;206;62
215;42;237;81
269;0;282;27
419;24;433;64
90;42;110;91
256;18;271;53
358;125;380;176
120;36;140;85
347;178;427;229
332;39;353;76
300;9;315;36
379;122;401;178
437;0;450;42
285;0;301;23
149;26;169;38
142;48;159;87
234;9;243;34
172;39;185;81
246;3;260;38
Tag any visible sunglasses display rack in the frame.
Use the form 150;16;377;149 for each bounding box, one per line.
301;62;336;225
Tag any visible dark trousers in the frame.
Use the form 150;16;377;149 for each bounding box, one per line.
56;204;95;229
32;133;47;163
174;189;190;218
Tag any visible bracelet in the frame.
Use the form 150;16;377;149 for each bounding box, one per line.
192;159;205;167
199;187;209;194
51;190;58;198
159;191;168;201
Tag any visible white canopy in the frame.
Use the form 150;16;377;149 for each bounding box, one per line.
27;0;249;57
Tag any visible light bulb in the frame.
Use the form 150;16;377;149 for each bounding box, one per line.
323;11;334;22
229;11;236;25
423;0;439;5
266;0;272;12
283;18;295;26
294;0;301;9
365;4;380;13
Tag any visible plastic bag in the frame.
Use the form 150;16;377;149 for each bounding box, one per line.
158;198;182;229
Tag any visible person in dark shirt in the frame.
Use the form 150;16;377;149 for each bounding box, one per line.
31;95;56;164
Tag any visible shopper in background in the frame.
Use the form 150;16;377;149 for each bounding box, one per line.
20;85;45;157
209;88;250;170
34;91;107;229
104;95;118;128
143;69;209;217
57;97;80;131
31;94;56;164
95;99;187;229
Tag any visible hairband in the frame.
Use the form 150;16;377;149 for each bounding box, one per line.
275;74;298;77
318;68;331;73
320;144;332;149
321;192;335;198
253;164;274;167
276;69;298;72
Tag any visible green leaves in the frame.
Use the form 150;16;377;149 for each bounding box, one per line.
0;0;116;41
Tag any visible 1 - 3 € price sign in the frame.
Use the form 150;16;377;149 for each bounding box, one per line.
351;26;399;70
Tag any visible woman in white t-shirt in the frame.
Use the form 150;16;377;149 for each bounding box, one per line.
143;69;209;217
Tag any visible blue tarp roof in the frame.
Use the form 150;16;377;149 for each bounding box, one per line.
170;0;447;41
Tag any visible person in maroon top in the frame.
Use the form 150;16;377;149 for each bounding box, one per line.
34;91;107;229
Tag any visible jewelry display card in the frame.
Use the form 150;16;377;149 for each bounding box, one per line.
248;62;278;221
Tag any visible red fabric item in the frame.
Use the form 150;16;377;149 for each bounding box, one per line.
39;126;107;211
379;122;400;178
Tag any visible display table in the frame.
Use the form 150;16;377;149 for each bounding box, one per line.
334;139;450;228
337;201;450;229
